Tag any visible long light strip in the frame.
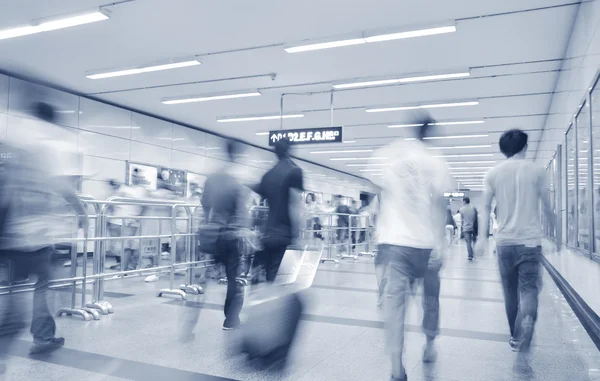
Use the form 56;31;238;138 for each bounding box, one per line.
434;154;495;158
0;10;109;41
428;145;491;150
162;91;261;105
334;72;469;89
359;169;386;172
311;149;373;154
367;101;478;113
330;157;388;161
449;167;494;170
430;120;485;126
405;134;489;141
448;161;497;164
388;123;424;129
255;132;269;136
87;60;201;80
286;25;456;53
218;114;305;123
346;163;388;167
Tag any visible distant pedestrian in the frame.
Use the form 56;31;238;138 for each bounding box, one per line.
460;197;477;260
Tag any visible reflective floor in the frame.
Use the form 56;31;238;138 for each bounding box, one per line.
1;242;599;381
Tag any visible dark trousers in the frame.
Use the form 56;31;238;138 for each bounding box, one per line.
497;245;541;353
464;231;475;258
256;243;287;283
0;247;56;343
216;237;243;326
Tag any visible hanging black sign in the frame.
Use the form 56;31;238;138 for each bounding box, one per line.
268;126;343;146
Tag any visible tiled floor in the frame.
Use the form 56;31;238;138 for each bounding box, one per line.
1;242;599;381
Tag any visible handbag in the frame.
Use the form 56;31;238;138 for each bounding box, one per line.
198;208;224;256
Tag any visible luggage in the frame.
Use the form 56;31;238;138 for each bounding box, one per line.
240;246;322;368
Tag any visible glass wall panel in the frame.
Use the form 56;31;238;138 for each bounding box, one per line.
566;125;577;245
548;159;557;239
577;102;591;252
592;80;600;256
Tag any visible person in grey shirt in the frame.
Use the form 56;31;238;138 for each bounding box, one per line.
459;197;477;260
476;129;554;375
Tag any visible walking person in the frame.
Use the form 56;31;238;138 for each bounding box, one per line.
476;129;555;374
371;120;451;381
453;210;461;244
460;197;477;260
201;140;248;330
0;101;88;373
252;138;303;283
444;208;457;247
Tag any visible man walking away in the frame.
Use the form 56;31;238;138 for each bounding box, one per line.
0;101;88;369
476;129;554;375
252;138;303;283
372;119;451;381
334;195;351;253
460;197;477;260
201;140;247;330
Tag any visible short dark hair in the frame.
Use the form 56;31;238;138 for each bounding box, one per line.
274;138;291;159
226;139;241;161
33;101;56;124
463;196;470;204
499;129;528;158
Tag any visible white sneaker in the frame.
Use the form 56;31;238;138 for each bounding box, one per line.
160;252;170;260
145;274;159;282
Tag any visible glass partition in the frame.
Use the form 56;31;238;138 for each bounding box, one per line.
577;102;591;252
566;124;577;246
592;79;600;257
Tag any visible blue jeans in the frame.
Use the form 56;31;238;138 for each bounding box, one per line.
497;244;542;353
376;244;440;369
464;230;475;258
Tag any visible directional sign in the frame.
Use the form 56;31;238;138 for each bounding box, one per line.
268;127;343;146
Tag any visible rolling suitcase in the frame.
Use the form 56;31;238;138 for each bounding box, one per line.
240;246;322;368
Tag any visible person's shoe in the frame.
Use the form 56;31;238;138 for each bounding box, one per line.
391;375;407;381
108;264;120;270
29;337;65;354
63;261;72;267
144;274;159;282
509;337;520;352
11;277;30;285
468;257;473;261
514;353;533;375
222;321;240;331
422;343;438;363
160;252;170;260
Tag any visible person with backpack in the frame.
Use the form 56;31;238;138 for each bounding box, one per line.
0;101;88;368
200;140;248;331
460;197;477;260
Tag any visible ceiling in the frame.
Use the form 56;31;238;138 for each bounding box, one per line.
0;0;580;187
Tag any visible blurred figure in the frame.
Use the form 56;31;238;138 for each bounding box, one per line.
201;140;247;330
444;208;457;247
476;129;555;375
252;138;303;283
460;197;477;260
453;210;462;244
490;206;499;254
334;195;351;253
0;101;88;365
370;120;451;381
106;173;146;271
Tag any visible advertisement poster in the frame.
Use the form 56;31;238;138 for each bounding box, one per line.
128;162;158;190
186;172;207;199
159;167;186;197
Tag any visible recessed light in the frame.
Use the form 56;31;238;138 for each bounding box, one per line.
334;72;470;89
0;10;109;41
218;114;305;123
311;149;373;154
162;91;261;105
87;59;200;79
286;25;456;53
367;101;478;113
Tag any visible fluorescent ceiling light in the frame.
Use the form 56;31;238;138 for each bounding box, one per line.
359;169;386;172
367;101;478;113
255;132;269;136
428;145;491;150
404;134;489;141
450;172;488;175
286;25;455;54
430;120;485;126
218;114;305;123
435;154;495;158
162;91;261;105
449;167;494;170
87;60;200;79
0;10;109;41
364;25;456;43
311;149;373;154
334;72;470;89
448;161;497;164
346;163;388;167
343;140;356;143
453;174;485;178
330;157;388;161
388;124;424;129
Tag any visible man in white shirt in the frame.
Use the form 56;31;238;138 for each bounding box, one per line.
371;121;451;381
476;129;555;375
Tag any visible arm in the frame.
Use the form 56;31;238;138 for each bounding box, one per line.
478;174;494;242
52;177;88;231
289;168;304;240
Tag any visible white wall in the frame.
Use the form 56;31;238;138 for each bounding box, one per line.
0;74;374;202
